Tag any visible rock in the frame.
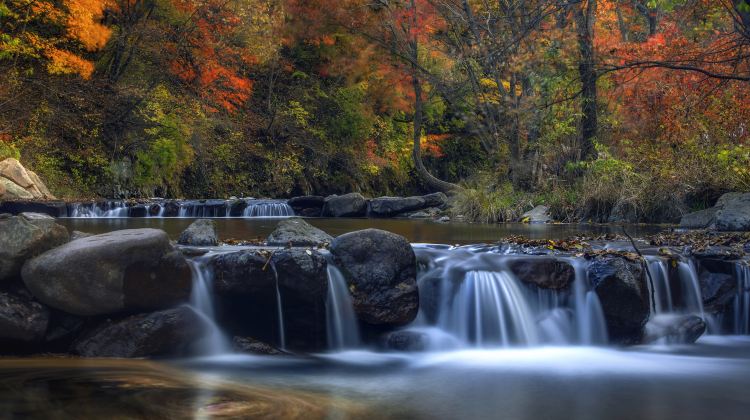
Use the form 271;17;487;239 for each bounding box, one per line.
331;229;418;326
679;207;718;229
0;213;69;283
438;216;450;223
422;192;448;208
0;158;34;188
520;205;552;223
697;258;740;313
0;180;5;197
266;218;333;247
507;258;575;290
26;170;54;199
587;255;651;344
232;336;286;355
407;211;431;219
70;231;93;241
178;219;219;246
321;193;368;217
163;201;181;217
288;196;325;217
271;249;328;301
383;330;427;352
715;192;750;231
0;292;50;342
0;201;67;217
0;178;34;200
369;196;426;217
127;205;148;217
228;199;248;217
72;306;209;357
608;201;638;224
643;314;706;344
148;204;161;216
209;250;275;295
22;229;192;316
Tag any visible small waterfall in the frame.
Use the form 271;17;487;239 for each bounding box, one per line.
243;200;295;217
734;264;750;335
571;258;608;345
677;260;705;317
325;264;361;350
269;263;286;350
68;201;128;218
645;256;674;313
187;257;230;355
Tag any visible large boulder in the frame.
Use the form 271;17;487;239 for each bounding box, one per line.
679;207;718;229
321;193;368;217
520;205;552;224
266;218;333;247
288;196;325;217
26;170;54;199
209;250;275;295
369;196;426;218
0;158;54;199
178;219;219;246
163;201;181;217
0;158;34;188
22;229;192;316
587;255;651;344
507;257;575;290
421;192;448;208
0;201;68;217
0;292;50;342
330;229;418;326
715;192;750;231
0;213;69;283
271;249;328;301
0;178;34;200
71;306;209;357
696;258;740;314
228;199;248;217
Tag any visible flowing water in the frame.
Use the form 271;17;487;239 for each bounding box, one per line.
325;263;361;350
187;256;230;356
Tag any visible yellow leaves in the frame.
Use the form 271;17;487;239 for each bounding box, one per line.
65;0;112;51
45;48;94;79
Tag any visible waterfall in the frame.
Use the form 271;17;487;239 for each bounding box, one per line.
64;199;294;218
243;200;295;217
645;256;674;313
734;264;750;335
677;260;705;317
268;263;286;350
187;257;230;355
325;264;361;350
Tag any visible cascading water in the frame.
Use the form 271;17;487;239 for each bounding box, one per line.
269;263;287;350
64;199;295;218
404;247;609;349
325;264;361;350
734;264;750;335
243;200;295;217
187;256;230;355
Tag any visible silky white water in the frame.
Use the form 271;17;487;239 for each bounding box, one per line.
325;264;361;349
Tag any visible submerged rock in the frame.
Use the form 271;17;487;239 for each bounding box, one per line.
587;255;651;344
0;291;50;342
72;306;209;357
0;213;69;283
383;330;427;352
331;229;418;326
643;314;706;344
507;257;575;290
22;229;192;316
232;336;286;355
266;218;333;247
321;193;368;217
178;219;219;246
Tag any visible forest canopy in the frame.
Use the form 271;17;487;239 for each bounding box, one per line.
1;0;749;222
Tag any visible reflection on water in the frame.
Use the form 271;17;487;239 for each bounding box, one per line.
57;218;667;244
2;338;750;419
0;358;360;419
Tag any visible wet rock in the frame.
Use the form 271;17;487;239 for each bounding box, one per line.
178;219;219;246
321;193;368;217
72;306;209;358
0;291;50;342
588;255;651;344
288;196;325;217
209;250;275;295
680;207;718;229
508;258;575;290
266;218;333;247
0;213;69;283
697;258;740;313
331;229;418;326
0;201;68;217
22;229;192;316
422;192;448;208
271;249;328;301
70;231;93;241
520;205;552;223
148;204;161;216
383;330;427;352
228;199;248;217
232;336;286;355
369;196;426;217
163;201;181;217
643;314;706;344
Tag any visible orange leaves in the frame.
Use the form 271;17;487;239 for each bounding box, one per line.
65;0;112;51
45;47;95;78
421;133;448;158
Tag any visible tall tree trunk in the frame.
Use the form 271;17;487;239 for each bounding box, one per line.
409;0;460;193
575;0;598;161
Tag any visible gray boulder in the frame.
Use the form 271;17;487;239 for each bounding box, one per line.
288;196;325;217
209;250;275;295
266;218;333;247
321;193;368;217
643;314;706;344
22;229;192;316
331;229;418;326
369;196;426;217
0;292;50;342
271;249;328;301
679;207;718;229
588;255;651;344
178;219;219;246
715;192;750;231
520;205;552;223
232;336;286;355
0;213;69;283
383;330;427;352
508;258;575;290
421;192;448;208
72;306;209;357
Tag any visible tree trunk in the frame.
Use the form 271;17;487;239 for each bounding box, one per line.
575;0;598;161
